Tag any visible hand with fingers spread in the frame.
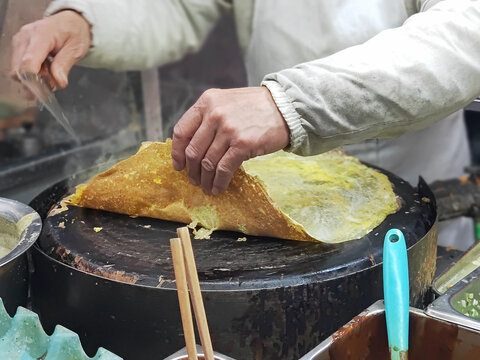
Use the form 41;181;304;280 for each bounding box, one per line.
171;86;290;195
10;10;91;89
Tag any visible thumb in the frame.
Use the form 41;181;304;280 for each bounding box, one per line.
49;44;83;88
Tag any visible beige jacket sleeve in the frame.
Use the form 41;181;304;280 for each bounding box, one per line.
263;0;480;155
45;0;231;70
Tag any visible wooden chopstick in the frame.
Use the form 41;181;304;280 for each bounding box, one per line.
170;238;198;360
177;227;215;360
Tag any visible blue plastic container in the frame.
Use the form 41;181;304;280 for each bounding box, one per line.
0;298;122;360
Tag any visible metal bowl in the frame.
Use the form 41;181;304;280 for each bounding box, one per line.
0;197;41;314
164;345;236;360
427;267;480;332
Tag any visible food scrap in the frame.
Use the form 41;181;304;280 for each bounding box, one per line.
58;221;65;229
193;227;214;240
237;237;247;242
455;292;480;320
93;227;103;232
48;200;69;216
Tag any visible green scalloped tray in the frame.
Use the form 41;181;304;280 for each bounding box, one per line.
0;298;122;360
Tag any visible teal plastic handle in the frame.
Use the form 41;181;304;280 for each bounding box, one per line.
383;229;409;360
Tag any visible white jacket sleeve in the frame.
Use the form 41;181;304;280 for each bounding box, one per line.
45;0;230;70
262;0;480;156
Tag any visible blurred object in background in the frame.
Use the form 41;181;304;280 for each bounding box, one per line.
0;0;39;137
0;0;142;203
465;98;480;165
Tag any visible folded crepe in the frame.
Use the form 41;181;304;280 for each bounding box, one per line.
66;140;398;243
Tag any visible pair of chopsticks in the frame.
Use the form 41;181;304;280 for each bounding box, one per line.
170;227;214;360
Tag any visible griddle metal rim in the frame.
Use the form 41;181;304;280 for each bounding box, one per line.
32;165;436;291
32;217;437;292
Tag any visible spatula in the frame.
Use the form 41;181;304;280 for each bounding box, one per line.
383;228;409;360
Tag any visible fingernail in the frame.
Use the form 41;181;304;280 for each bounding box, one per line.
212;187;220;195
59;73;68;88
172;159;181;170
189;178;199;186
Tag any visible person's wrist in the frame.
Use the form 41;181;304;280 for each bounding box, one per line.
54;9;92;47
261;85;291;150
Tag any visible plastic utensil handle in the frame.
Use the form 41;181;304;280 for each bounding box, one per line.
383;229;409;359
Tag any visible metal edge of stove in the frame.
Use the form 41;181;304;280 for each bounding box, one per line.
163;345;236;360
426;267;480;332
0;128;139;192
298;300;431;360
433;240;480;296
465;97;480;112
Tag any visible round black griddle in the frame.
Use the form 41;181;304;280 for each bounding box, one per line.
37;166;433;290
29;164;437;360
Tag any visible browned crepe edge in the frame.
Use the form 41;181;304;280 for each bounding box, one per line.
66;140;316;242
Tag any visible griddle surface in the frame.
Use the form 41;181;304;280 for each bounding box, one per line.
37;168;435;290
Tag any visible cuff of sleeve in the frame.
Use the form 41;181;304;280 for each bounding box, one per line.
420;0;441;11
262;80;308;154
45;0;93;23
45;0;96;64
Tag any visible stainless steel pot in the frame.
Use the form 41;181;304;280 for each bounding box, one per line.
164;345;236;360
300;300;480;360
0;197;41;314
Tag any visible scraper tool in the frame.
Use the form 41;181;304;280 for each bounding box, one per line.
383;228;409;360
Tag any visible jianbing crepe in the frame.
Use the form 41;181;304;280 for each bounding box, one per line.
66;140;398;243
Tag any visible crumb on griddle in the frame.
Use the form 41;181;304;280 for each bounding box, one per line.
193;227;213;239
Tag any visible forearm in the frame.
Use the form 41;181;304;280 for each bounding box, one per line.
263;0;480;155
46;0;228;70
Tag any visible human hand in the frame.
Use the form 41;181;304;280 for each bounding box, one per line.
10;10;91;89
171;86;290;195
